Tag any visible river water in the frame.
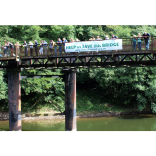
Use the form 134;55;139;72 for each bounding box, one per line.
1;114;156;131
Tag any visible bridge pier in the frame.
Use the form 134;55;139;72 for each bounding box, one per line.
64;69;76;131
8;61;21;131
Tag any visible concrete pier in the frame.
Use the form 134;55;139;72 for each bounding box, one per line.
8;61;21;131
64;69;76;131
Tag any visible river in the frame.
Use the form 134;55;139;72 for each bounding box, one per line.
1;114;156;131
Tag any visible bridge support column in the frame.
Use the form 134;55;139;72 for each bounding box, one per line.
8;62;21;131
64;69;76;131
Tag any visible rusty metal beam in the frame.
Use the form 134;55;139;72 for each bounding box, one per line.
8;62;21;131
64;69;76;131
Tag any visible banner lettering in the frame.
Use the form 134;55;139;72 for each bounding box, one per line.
65;39;122;52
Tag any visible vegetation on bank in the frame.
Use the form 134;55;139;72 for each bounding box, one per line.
0;66;156;114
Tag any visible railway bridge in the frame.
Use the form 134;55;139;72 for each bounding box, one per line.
1;37;156;131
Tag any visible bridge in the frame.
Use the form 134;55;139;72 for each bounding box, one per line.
1;37;156;131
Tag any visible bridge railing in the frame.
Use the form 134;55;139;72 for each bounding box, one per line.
1;37;156;59
19;43;67;57
0;45;16;58
121;37;153;51
17;36;156;58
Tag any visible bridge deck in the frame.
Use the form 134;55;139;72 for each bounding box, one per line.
1;37;156;69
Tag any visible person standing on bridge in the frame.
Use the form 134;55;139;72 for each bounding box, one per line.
88;36;95;60
23;41;28;56
3;41;7;57
89;36;95;41
96;36;102;53
57;38;62;55
29;41;33;56
70;38;74;42
105;35;109;40
76;38;80;41
6;42;10;57
51;40;57;55
34;40;38;56
43;40;48;55
96;36;102;40
110;35;118;52
9;42;14;56
111;35;118;54
70;38;77;63
49;40;56;55
14;42;21;56
132;35;137;51
142;32;150;50
105;35;110;54
49;40;53;54
39;40;43;55
63;38;68;53
137;33;142;50
111;35;118;39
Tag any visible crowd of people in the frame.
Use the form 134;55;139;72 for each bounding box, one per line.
132;32;150;50
0;32;151;57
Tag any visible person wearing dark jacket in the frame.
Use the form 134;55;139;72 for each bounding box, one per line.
6;42;10;57
142;32;150;50
111;35;118;39
23;41;28;56
9;42;14;56
34;40;38;56
57;38;62;55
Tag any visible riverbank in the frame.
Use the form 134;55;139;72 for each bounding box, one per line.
0;109;153;121
0;88;153;121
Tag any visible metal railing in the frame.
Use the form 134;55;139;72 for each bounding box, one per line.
0;45;16;58
1;37;156;59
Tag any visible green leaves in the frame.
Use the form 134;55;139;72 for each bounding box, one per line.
1;25;156;45
20;69;65;112
0;71;8;100
151;102;156;113
77;67;156;112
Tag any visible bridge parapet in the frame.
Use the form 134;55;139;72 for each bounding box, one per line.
0;37;156;59
0;37;156;69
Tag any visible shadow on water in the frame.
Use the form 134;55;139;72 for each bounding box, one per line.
77;114;156;131
118;114;155;120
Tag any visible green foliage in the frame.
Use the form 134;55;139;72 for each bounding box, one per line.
0;71;8;111
77;89;107;111
77;67;156;113
1;25;156;45
151;102;156;113
114;26;131;38
39;25;75;42
20;69;65;112
137;94;146;112
0;71;8;101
